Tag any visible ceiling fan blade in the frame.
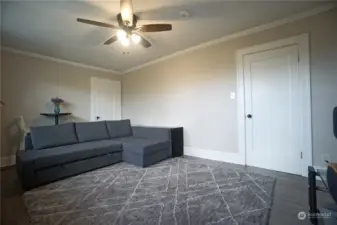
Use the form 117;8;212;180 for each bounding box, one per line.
104;36;118;45
137;24;172;32
77;18;116;29
117;14;124;27
120;0;134;25
139;36;152;48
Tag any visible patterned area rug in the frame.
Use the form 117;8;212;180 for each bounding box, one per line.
23;157;276;225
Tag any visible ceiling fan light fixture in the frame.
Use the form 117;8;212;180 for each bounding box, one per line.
76;0;172;49
120;38;130;46
117;29;127;41
131;33;141;44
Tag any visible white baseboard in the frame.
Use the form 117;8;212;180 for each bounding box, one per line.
184;147;245;165
0;155;16;168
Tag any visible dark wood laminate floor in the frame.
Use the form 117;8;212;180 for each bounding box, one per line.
0;158;334;225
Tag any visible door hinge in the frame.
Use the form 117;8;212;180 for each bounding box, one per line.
298;55;300;62
300;152;303;159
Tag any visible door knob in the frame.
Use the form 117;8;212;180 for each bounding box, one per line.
247;114;252;119
96;116;100;120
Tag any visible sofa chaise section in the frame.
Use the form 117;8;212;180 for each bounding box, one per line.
120;126;172;167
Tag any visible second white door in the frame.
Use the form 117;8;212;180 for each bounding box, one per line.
91;77;121;121
244;45;304;175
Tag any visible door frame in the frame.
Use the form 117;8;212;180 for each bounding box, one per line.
236;33;312;176
90;77;121;121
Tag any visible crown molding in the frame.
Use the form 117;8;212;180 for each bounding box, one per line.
123;3;336;74
1;47;122;75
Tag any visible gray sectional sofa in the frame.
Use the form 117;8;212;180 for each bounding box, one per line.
16;120;172;190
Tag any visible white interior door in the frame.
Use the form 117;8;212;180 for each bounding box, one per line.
244;45;303;175
91;77;121;121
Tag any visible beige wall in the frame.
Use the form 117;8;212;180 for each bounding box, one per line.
1;50;121;158
122;9;337;168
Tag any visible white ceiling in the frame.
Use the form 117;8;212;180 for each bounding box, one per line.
1;0;330;73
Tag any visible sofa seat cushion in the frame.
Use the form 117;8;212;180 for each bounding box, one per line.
30;123;78;150
22;140;123;170
75;121;110;143
116;137;170;155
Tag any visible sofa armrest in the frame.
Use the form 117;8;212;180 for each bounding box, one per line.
132;126;171;141
16;150;37;190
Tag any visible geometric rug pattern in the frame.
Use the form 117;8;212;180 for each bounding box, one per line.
23;157;276;225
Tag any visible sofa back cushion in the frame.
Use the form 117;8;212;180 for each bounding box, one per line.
106;119;133;138
75;121;110;142
30;123;78;150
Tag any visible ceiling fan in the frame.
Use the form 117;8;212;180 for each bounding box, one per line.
77;0;172;48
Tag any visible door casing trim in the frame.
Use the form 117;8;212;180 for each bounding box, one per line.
236;33;312;176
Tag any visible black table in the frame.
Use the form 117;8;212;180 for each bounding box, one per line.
169;127;184;157
40;113;72;125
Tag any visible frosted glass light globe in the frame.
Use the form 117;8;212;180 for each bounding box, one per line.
117;30;127;41
131;33;141;44
120;38;130;46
